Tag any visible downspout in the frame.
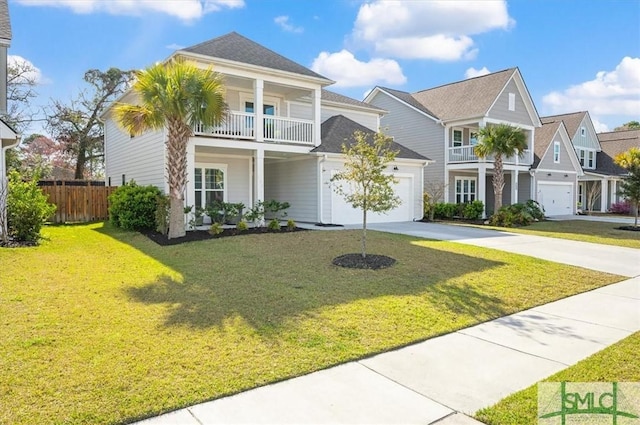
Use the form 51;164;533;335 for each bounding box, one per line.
317;154;326;224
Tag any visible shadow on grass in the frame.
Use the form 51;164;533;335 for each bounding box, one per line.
95;225;509;331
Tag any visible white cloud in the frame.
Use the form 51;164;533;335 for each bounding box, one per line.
352;0;513;61
166;43;185;50
13;0;244;21
542;57;640;116
591;118;610;133
274;15;303;34
8;55;44;84
311;50;406;88
465;66;491;79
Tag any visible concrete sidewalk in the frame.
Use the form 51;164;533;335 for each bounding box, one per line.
136;277;639;425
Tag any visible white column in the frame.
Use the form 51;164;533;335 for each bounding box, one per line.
185;141;196;228
254;148;265;225
312;87;322;146
511;170;518;204
611;180;617;205
600;179;608;212
254;79;264;142
478;164;487;218
443;168;450;203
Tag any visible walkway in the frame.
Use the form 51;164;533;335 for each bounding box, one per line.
135;221;639;425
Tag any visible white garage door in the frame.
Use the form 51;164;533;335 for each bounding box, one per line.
331;175;413;225
537;183;573;216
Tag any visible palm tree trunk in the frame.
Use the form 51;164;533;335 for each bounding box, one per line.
166;118;192;239
493;154;505;213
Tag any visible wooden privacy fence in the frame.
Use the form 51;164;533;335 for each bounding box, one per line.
38;180;116;223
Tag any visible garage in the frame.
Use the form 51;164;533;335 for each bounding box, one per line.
537;182;573;216
331;175;414;225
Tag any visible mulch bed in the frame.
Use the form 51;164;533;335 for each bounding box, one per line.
0;239;38;248
332;253;396;270
617;225;640;232
142;226;307;246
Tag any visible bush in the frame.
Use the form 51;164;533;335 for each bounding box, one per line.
610;201;631;215
268;218;281;231
525;199;545;221
433;202;457;219
6;171;56;243
155;195;170;235
108;182;161;231
489;203;534;227
423;192;432;220
286;218;296;231
236;220;248;232
462;200;484;220
209;222;223;236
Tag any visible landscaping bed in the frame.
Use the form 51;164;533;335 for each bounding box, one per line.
143;226;307;246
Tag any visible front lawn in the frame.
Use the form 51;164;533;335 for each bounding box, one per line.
467;220;640;249
0;223;623;424
476;331;640;425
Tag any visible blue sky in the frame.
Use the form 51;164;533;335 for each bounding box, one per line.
7;0;640;135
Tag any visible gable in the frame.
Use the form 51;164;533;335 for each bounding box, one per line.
571;113;601;150
488;76;537;127
537;125;581;173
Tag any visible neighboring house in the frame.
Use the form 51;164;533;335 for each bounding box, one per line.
102;32;428;226
530;120;583;215
364;68;541;217
594;129;640;211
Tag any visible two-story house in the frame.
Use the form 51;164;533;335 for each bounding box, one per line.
1;0;20;237
102;32;428;226
595;129;640;211
364;68;541;217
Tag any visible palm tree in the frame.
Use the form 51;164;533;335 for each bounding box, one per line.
114;59;226;239
614;147;640;227
474;124;527;214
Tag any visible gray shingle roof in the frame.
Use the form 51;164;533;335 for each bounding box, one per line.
0;0;11;41
532;121;563;168
313;115;428;161
182;32;329;81
541;111;587;139
411;68;516;121
322;89;384;112
594;129;640;176
376;86;438;118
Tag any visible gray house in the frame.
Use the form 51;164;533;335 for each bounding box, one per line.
365;68;541;216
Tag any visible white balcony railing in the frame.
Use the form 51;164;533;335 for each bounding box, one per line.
448;146;531;165
193;111;314;145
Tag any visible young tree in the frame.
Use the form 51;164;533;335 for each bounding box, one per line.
474;124;527;213
114;59;226;239
47;68;134;179
331;130;400;258
423;180;447;221
3;55;39;133
615;147;640;227
585;181;601;215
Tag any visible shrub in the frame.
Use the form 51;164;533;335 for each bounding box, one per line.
155;195;170;235
268;218;281;231
108;181;161;231
209;222;223;236
610;201;631;215
286;218;296;231
489;203;534;227
6;171;56;243
433;202;457;219
462;200;484;220
236;220;249;232
525;199;545;221
423;192;432;219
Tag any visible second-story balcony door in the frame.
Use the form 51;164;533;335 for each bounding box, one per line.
245;101;276;138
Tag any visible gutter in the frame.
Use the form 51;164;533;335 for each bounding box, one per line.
317;154;326;224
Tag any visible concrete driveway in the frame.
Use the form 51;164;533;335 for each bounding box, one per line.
367;221;640;277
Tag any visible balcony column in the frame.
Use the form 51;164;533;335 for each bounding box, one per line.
185;140;196;227
254;148;265;226
254;79;264;142
611;180;617;205
478;164;487;218
511;170;518;204
312;87;321;147
600;179;608;212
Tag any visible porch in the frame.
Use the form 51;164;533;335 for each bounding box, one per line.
578;177;623;213
445;124;534;166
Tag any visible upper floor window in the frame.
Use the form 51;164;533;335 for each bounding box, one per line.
576;148;596;169
508;93;516;111
553;142;560;163
580;127;586;137
453;129;463;147
470;132;478;146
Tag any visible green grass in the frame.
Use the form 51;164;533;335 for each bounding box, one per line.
0;223;623;424
476;331;640;425
462;220;640;249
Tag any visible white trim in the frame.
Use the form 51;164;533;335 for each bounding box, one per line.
535;169;578;174
453;175;478;204
537;181;574;186
364;87;441;123
193;163;228;207
553;141;560;163
508;93;515;111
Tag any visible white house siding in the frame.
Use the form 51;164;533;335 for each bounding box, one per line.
488;79;535;127
104;118;165;189
264;157;318;223
194;154;252;207
322;159;423;224
368;92;445;194
226;88;290;117
289;102;379;132
571;115;600;150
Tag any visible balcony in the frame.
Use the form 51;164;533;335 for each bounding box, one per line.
448;146;532;165
194;110;314;145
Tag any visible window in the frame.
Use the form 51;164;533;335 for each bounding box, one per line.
581;127;586;137
245;102;276;116
577;148;596;169
578;149;585;165
508;93;516;111
194;167;226;208
553;142;560;163
578;183;584;206
470;132;478;146
587;150;595;168
453;129;463;147
455;177;477;204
